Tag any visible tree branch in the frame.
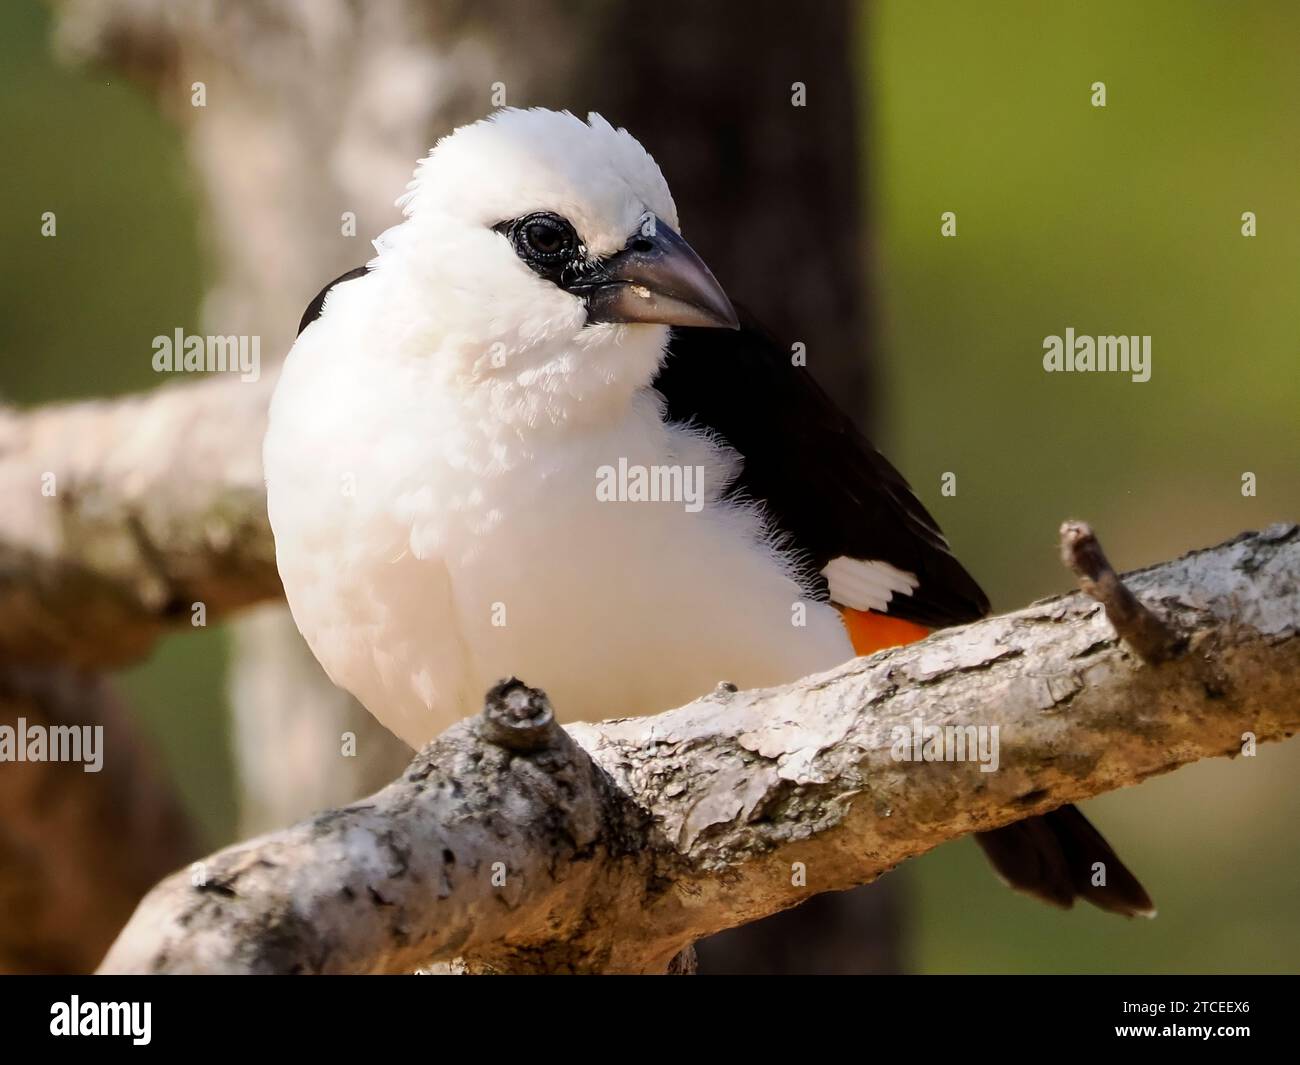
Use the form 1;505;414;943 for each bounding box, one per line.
0;376;278;669
1060;520;1186;663
97;524;1300;974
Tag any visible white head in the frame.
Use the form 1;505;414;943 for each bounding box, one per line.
367;109;737;424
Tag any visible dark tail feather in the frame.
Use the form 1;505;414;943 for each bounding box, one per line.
974;804;1155;918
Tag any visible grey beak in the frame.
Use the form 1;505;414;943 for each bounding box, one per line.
579;218;739;330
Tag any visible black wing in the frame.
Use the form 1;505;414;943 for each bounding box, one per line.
661;315;1153;917
297;265;371;336
652;308;989;628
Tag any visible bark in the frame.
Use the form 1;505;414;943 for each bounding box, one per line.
98;525;1300;974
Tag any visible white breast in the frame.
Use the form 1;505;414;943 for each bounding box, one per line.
266;313;853;748
442;393;854;735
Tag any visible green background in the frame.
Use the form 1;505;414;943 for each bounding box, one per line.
2;0;1297;972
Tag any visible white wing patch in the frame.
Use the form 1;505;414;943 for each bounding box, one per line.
821;556;919;613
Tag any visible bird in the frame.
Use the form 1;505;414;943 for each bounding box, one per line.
264;107;1153;918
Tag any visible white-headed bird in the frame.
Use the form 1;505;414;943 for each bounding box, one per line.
264;108;1152;916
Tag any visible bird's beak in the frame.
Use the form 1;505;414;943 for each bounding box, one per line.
580;218;740;330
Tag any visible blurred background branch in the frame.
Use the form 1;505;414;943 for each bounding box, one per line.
0;377;276;668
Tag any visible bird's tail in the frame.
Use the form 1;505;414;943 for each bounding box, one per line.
974;804;1156;917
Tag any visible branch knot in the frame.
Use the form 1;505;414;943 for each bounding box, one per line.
479;678;559;752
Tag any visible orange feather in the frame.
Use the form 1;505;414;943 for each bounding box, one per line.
839;607;930;656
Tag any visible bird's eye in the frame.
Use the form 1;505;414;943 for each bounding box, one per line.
526;220;565;254
513;212;579;264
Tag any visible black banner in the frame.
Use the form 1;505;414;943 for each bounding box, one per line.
0;975;1289;1052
